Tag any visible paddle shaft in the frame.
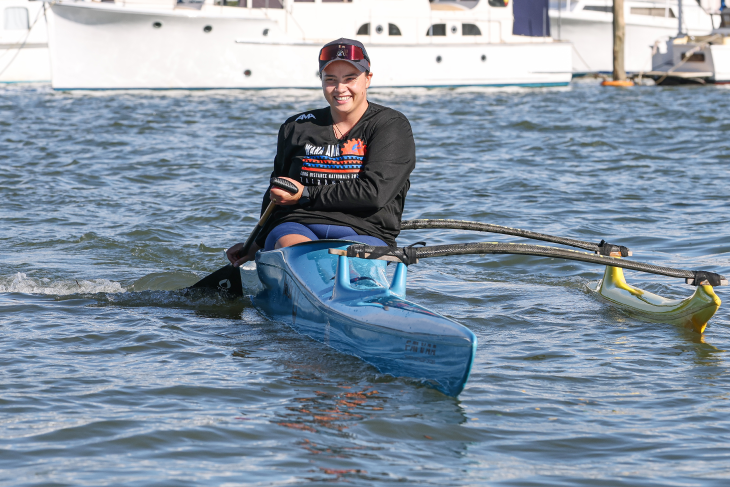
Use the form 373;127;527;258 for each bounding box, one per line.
186;177;299;294
236;202;275;260
235;177;300;260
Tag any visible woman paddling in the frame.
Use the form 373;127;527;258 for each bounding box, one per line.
226;38;416;267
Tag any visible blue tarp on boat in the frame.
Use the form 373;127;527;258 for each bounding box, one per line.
512;0;550;37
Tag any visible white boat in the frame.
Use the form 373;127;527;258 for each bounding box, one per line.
549;0;717;74
45;0;572;90
649;8;730;84
0;0;51;83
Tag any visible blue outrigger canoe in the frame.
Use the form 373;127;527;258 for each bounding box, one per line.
252;239;477;396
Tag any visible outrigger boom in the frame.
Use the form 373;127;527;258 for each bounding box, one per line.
334;239;725;334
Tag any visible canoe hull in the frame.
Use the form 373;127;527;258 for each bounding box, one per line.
253;241;476;396
595;266;721;334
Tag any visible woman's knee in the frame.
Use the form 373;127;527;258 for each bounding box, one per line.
264;222;318;251
275;234;312;249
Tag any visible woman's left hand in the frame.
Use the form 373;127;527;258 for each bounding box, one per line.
270;177;304;206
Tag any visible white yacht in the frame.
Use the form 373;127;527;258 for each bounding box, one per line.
0;0;50;83
45;0;572;90
549;0;718;74
649;8;729;83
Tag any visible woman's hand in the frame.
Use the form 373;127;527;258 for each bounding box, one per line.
226;242;260;267
270;177;303;206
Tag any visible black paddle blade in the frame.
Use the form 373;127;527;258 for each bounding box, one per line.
187;264;243;298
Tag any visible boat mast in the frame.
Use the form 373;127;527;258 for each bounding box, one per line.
558;0;562;40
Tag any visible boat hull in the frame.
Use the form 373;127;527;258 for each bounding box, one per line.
253;241;476;396
595;266;721;334
46;2;571;90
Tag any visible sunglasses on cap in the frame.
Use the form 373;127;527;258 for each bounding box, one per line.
319;44;369;63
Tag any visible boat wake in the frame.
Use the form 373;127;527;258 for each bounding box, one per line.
0;272;125;295
0;264;262;313
103;288;242;311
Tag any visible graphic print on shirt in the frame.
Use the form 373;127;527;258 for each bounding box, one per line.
300;138;367;185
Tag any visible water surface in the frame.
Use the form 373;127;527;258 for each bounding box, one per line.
1;82;729;486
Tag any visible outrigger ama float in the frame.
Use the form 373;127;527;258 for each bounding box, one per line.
190;179;725;396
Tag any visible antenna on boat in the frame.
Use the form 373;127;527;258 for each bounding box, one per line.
677;0;685;36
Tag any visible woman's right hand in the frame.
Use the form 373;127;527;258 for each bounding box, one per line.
226;242;260;267
270;177;303;206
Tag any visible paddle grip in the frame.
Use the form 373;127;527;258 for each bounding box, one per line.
270;177;299;195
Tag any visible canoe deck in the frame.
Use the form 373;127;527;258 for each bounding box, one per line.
595;266;721;334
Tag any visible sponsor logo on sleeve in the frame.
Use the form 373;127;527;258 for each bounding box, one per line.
295;113;316;122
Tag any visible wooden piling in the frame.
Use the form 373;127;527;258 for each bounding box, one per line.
613;0;626;81
602;0;634;86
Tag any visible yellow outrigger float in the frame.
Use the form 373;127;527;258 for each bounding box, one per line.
596;266;721;334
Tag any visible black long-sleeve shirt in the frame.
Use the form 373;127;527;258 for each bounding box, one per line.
255;102;416;247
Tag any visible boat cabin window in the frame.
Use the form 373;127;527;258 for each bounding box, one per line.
426;24;447;36
583;5;612;12
177;0;205;8
430;0;480;9
487;0;507;7
357;22;402;36
251;0;283;7
630;7;674;18
4;7;29;30
462;23;481;35
682;52;705;62
722;10;730;28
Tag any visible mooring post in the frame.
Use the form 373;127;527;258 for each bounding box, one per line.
612;0;627;81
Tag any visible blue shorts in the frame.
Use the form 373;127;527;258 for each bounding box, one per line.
264;222;388;251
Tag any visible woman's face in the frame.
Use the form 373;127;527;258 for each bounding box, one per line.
321;61;373;118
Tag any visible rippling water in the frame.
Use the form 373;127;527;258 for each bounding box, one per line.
2;82;730;486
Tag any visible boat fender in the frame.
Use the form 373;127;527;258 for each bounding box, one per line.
596;240;631;257
347;242;425;266
686;271;728;287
